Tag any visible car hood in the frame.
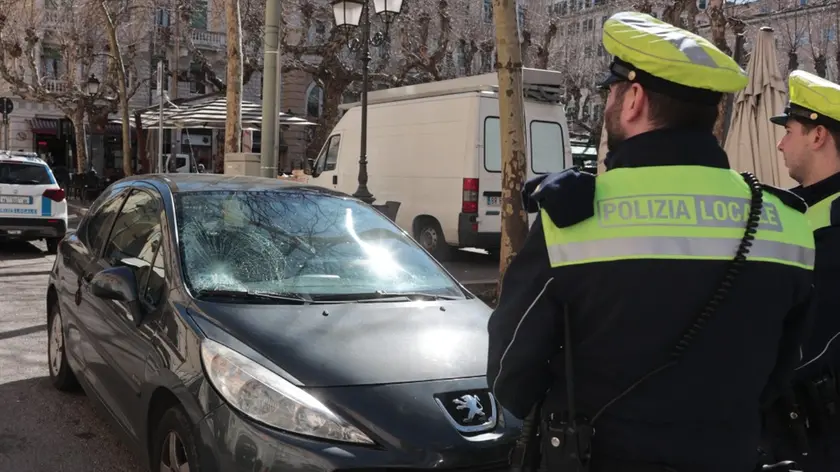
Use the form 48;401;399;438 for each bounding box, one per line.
190;299;492;387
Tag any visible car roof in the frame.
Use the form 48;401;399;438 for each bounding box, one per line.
0;151;49;166
124;173;350;198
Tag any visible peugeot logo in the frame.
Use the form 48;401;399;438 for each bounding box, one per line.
434;390;498;434
453;394;486;422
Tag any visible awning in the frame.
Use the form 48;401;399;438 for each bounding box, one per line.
29;118;59;135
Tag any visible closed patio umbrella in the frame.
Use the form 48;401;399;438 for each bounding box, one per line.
724;26;795;188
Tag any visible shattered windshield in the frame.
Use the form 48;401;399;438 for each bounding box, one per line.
174;190;465;299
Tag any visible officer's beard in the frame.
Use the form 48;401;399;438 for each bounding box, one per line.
604;104;626;153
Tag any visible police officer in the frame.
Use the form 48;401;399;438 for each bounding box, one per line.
764;71;840;470
487;12;815;472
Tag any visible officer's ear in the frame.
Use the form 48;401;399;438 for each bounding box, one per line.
624;82;647;124
811;125;835;152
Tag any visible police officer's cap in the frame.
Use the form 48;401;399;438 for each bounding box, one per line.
770;70;840;131
598;12;748;106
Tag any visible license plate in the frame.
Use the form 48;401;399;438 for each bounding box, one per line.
5;230;22;235
0;195;32;205
487;196;501;206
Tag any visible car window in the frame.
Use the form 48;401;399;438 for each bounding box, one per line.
80;189;127;251
0;162;54;185
102;189;166;305
315;135;341;173
174;190;465;299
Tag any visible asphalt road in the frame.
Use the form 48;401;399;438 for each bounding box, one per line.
0;213;143;471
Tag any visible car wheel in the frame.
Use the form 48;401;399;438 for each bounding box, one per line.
46;238;60;255
416;219;451;261
47;303;79;391
152;406;200;472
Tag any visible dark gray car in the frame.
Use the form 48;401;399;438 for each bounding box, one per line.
46;174;519;471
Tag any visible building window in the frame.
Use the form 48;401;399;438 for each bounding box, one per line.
155;8;170;27
41;48;62;78
305;82;323;118
483;0;493;23
190;0;208;29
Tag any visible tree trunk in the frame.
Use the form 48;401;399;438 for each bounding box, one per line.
815;54;827;78
491;0;529;286
71;109;87;174
788;51;799;74
100;1;132;176
224;0;243;154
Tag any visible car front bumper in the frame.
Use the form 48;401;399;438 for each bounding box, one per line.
196;403;514;472
0;216;67;240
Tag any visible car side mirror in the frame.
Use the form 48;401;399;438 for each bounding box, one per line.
90;266;144;326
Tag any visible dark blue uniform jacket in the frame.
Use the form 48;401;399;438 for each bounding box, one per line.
487;129;814;472
790;172;840;381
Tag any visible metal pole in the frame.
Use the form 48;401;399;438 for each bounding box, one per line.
353;1;374;204
157;60;164;173
259;0;280;178
2;115;8;150
274;44;283;173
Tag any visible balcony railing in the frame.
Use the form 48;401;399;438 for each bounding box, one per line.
191;30;226;49
43;79;70;93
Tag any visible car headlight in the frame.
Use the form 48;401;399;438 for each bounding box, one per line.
200;338;375;445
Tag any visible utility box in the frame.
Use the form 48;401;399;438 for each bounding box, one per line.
224;152;260;176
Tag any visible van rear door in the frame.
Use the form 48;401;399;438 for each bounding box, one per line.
525;104;570;226
477;98;569;233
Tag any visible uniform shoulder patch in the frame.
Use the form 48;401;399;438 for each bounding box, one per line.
522;168;596;228
761;184;807;213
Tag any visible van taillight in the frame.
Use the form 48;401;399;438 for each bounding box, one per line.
43;188;66;202
462;178;479;213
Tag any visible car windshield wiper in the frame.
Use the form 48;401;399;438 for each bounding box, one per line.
313;291;461;302
194;289;310;304
374;291;462;301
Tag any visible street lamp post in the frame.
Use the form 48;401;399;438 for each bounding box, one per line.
331;0;403;204
84;74;100;171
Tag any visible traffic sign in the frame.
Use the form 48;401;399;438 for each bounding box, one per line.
1;97;13;115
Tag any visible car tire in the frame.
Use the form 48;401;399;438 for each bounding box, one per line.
151;406;201;472
47;303;79;391
416;219;452;261
46;238;60;255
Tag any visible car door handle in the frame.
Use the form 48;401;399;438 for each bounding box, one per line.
332;175;338;185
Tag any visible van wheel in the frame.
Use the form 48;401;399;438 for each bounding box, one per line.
416;219;451;261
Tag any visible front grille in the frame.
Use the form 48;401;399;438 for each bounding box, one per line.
340;462;508;472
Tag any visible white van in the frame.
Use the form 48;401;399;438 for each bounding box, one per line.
308;69;571;260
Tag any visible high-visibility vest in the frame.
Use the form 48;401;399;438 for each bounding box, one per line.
805;191;840;232
541;166;815;270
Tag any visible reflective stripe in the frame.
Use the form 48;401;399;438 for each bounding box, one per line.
546;236;814;269
617;14;719;68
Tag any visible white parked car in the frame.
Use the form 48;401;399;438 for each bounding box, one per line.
0;151;68;253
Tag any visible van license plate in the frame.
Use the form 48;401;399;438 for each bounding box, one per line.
0;196;32;205
487;196;501;206
5;230;22;235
